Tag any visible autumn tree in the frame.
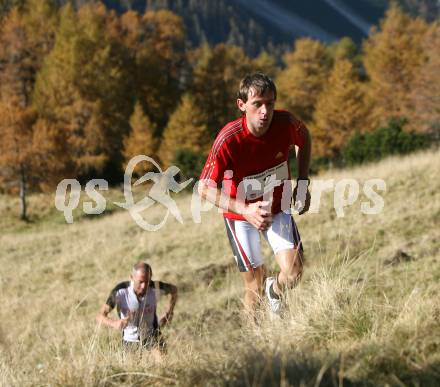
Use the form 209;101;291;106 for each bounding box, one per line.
408;22;440;134
0;8;35;104
158;93;210;168
109;9;186;133
0;7;70;219
33;3;134;177
328;37;357;62
0;1;58;98
0;103;37;220
363;5;428;129
312;59;369;159
0;8;37;220
276;38;332;124
122;102;157;175
191;43;253;137
31;117;71;189
253;50;279;79
141;10;187;131
22;0;59;69
0;0;25;21
327;36;363;77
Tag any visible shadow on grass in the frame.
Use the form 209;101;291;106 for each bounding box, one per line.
221;351;351;387
181;348;440;387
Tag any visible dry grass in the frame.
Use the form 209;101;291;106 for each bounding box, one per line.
1;148;439;386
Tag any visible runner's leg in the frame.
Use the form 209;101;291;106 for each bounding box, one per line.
274;248;303;295
240;265;265;312
224;218;265;310
264;212;304;298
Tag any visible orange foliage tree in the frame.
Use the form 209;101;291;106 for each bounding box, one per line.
122;102;157;176
276;38;332;124
0;8;65;219
409;22;440;133
33;3;134;176
158;93;210;168
363;5;428;129
312;59;369;158
191;43;253;137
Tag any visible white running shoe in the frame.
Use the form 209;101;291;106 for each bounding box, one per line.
265;276;282;315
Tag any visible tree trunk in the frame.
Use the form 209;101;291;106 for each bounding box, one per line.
19;164;28;222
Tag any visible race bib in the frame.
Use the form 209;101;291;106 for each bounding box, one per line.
240;161;289;200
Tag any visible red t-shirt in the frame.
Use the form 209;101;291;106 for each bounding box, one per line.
200;110;307;220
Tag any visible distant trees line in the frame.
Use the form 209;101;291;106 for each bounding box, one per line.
0;1;439;220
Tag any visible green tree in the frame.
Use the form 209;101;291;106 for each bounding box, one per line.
343;119;429;165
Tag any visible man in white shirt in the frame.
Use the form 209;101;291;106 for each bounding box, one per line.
96;262;177;351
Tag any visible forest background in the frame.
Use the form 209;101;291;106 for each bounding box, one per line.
1;2;440;386
0;0;439;220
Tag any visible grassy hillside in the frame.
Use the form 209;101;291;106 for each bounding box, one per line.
1;148;439;386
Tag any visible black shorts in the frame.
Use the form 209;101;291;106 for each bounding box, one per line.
122;330;166;352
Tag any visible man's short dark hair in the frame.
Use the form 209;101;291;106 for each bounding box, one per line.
237;73;277;102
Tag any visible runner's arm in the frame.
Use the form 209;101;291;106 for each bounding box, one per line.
96;304;128;330
197;183;247;215
197;183;272;230
158;282;178;327
96;284;129;330
293;125;312;214
295;125;311;179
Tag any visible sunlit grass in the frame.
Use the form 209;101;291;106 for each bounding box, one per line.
1;148;439;386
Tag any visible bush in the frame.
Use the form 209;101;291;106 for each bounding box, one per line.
173;149;206;181
343;119;430;166
289;155;333;176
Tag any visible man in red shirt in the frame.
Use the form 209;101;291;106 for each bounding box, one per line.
198;73;311;314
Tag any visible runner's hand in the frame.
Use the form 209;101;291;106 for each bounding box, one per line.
113;318;129;330
293;185;311;215
159;311;173;327
243;201;273;230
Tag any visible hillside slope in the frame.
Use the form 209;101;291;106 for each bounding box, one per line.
1;148;439;385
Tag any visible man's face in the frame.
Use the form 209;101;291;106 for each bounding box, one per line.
131;269;150;297
237;88;275;135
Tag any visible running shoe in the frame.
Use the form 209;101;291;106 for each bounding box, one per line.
265;276;282;314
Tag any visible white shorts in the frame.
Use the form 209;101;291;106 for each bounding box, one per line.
224;211;303;272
